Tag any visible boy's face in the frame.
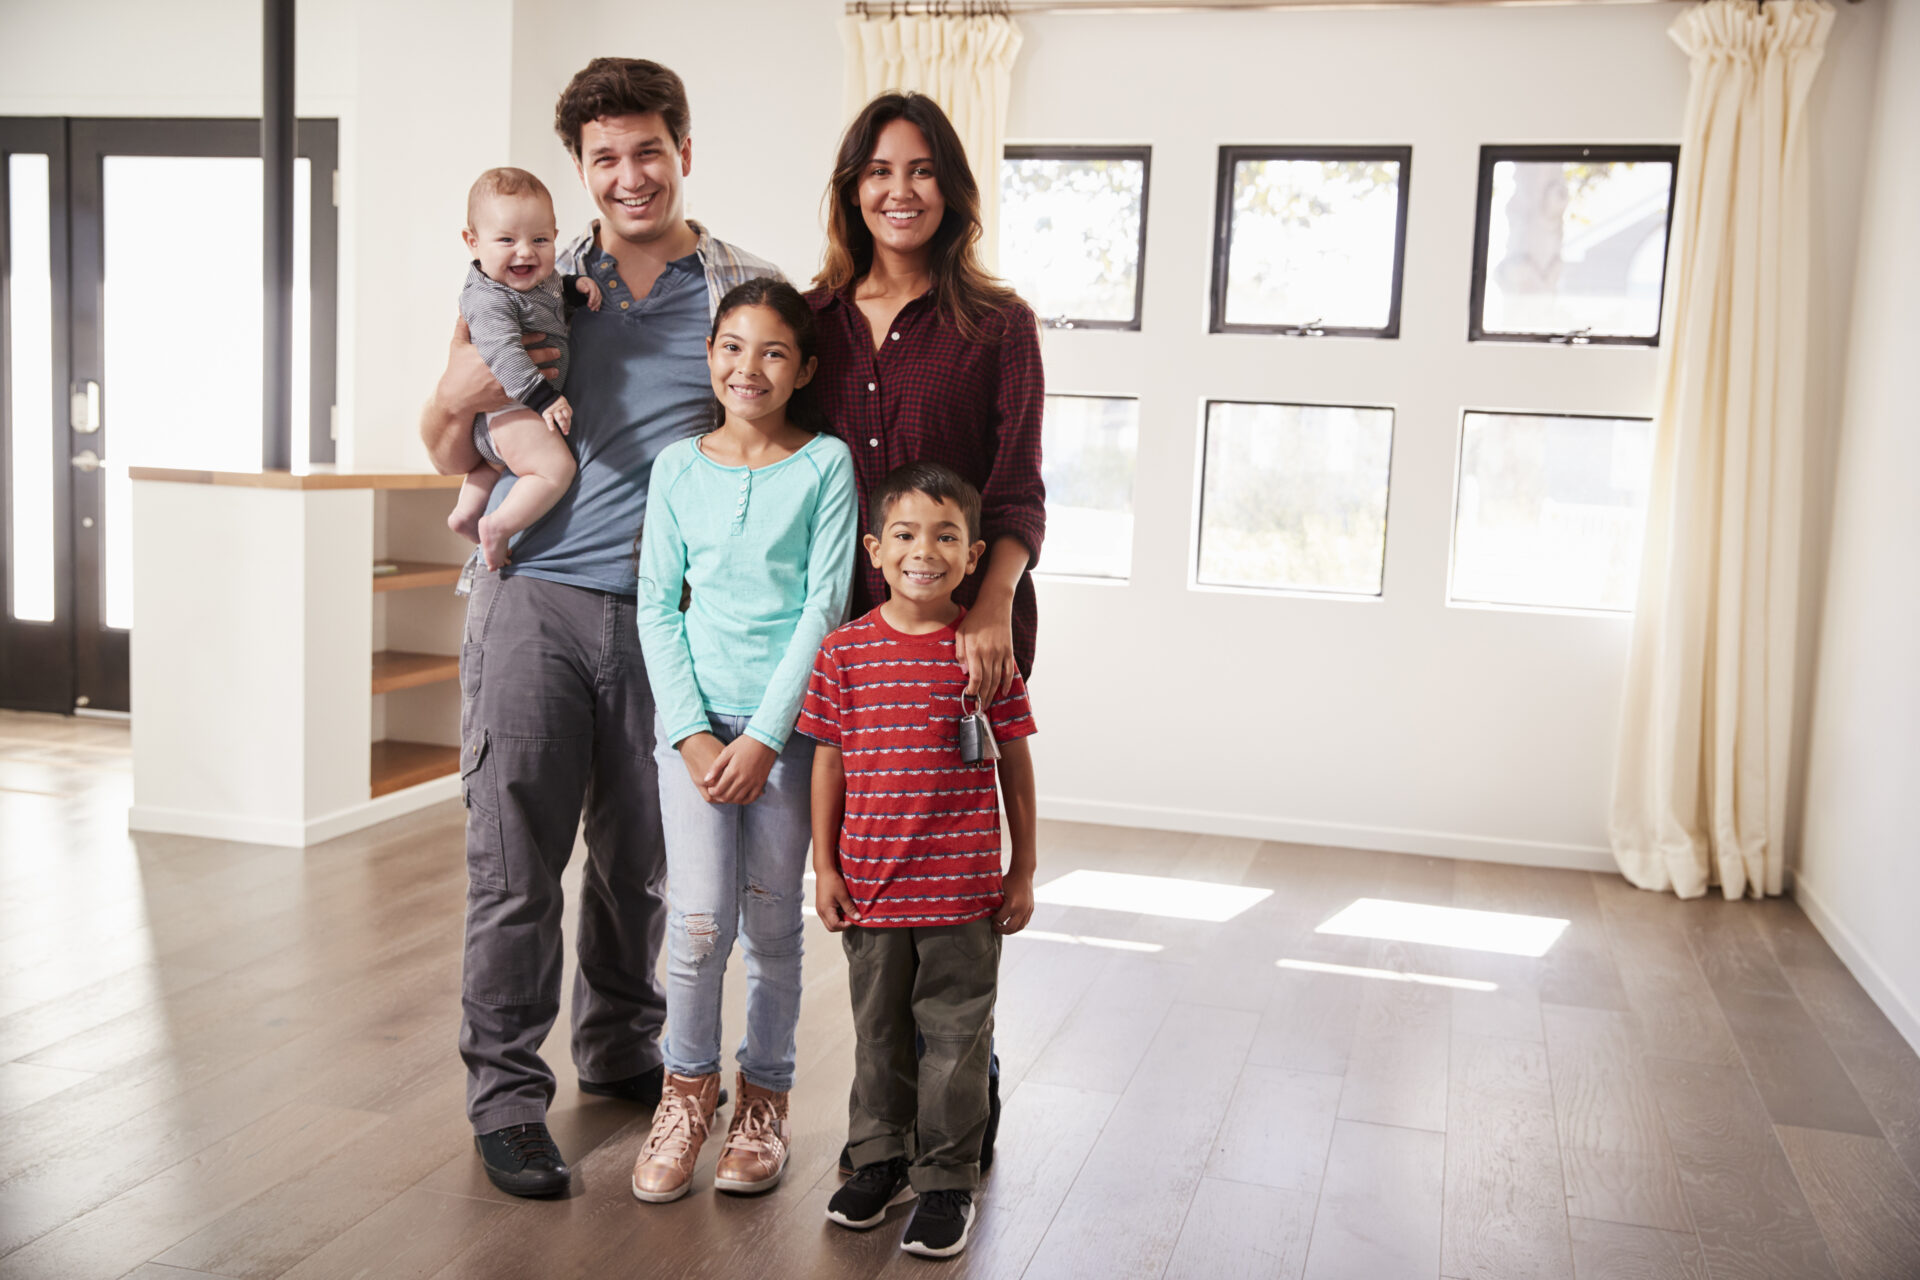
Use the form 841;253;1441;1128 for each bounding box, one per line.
462;192;557;292
574;112;692;249
863;490;985;608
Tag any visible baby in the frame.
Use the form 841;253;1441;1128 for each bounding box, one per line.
446;167;601;570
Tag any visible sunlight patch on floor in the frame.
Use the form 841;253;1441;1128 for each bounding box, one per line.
1034;869;1273;922
1278;957;1498;992
1316;897;1569;957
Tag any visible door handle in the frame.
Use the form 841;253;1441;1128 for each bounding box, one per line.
71;450;102;472
70;380;101;434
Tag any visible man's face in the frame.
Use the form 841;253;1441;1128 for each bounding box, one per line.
573;113;691;246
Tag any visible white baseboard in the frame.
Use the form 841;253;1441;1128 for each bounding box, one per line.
1791;875;1920;1057
1036;796;1618;873
129;775;460;849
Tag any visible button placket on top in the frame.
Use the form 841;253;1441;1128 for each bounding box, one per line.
731;468;751;537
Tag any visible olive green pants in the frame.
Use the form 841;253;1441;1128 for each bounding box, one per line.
842;919;1000;1192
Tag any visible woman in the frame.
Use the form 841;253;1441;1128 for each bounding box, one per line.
807;91;1046;699
807;91;1046;1178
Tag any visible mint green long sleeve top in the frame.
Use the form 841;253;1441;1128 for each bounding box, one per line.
635;431;858;752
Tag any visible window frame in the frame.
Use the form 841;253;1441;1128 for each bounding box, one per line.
1208;144;1413;340
1192;396;1398;600
1467;143;1681;348
1001;144;1152;332
1033;389;1142;584
1445;404;1655;616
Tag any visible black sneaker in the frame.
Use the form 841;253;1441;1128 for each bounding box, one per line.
838;1140;856;1176
826;1156;913;1229
980;1068;1001;1175
901;1188;975;1258
474;1122;571;1198
581;1066;728;1109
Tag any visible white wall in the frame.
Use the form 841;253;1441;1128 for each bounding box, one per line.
5;0;1890;878
1797;0;1920;1052
491;0;1881;868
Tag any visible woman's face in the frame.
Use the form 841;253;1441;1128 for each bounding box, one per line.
857;118;945;264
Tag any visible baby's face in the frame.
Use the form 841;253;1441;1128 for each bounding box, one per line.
464;192;558;292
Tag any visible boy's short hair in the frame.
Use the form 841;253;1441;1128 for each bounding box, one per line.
466;167;553;228
869;462;982;543
554;58;691;159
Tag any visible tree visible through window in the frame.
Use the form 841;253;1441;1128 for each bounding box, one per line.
1001;147;1149;329
1470;145;1678;344
1211;146;1411;337
1197;401;1394;595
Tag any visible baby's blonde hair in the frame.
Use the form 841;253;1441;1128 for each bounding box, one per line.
466;167;554;229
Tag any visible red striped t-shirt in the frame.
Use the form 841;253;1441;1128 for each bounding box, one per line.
796;608;1037;927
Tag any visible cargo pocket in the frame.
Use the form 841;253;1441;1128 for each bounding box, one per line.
461;728;508;892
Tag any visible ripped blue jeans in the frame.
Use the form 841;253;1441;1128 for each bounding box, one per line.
655;713;815;1092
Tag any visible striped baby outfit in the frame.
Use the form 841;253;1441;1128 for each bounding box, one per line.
459;262;574;435
796;608;1037;927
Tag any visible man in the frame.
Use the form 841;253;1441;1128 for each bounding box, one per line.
420;57;777;1198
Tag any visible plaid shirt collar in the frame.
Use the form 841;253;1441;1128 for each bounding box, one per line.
559;218;778;318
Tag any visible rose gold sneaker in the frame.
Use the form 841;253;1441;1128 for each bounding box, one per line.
713;1073;790;1195
630;1071;721;1203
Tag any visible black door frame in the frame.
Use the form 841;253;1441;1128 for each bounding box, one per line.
0;119;74;713
0;116;337;714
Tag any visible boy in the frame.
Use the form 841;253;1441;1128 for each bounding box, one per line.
799;462;1038;1260
445;167;601;571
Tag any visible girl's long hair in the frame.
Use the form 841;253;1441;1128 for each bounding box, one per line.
707;277;828;435
814;91;1020;343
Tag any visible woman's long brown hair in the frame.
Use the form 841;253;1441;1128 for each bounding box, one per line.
815;91;1021;342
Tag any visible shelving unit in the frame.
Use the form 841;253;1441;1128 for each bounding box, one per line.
128;468;470;847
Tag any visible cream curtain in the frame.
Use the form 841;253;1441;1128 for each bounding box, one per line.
841;12;1024;268
1610;0;1834;900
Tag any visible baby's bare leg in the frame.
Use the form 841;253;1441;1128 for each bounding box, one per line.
447;460;502;542
475;408;578;571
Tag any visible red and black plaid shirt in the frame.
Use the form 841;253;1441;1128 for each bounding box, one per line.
806;284;1046;676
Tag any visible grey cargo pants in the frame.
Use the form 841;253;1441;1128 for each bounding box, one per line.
458;569;669;1133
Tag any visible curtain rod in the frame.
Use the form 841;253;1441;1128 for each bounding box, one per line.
846;0;1855;15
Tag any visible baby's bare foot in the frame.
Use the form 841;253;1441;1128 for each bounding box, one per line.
477;514;511;571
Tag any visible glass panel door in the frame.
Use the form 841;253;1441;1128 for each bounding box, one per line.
1;117;337;714
0;118;72;713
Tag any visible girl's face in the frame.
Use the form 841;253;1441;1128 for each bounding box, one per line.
706;304;816;428
858;118;945;264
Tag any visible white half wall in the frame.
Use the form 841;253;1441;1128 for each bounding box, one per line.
1796;0;1920;1054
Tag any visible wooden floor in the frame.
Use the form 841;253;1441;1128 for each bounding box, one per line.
3;710;1920;1280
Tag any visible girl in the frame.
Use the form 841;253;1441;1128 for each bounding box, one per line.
630;278;857;1203
806;90;1045;1177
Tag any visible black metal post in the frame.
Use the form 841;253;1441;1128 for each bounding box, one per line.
262;0;294;471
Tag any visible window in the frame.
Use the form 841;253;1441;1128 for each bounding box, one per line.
1469;145;1679;345
1449;410;1653;612
1001;146;1149;330
1038;394;1138;581
1210;146;1411;338
1196;401;1394;596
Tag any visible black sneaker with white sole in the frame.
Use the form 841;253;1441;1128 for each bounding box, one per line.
826;1156;913;1229
474;1122;571;1198
901;1188;974;1258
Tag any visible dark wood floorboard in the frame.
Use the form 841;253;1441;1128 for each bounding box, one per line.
0;711;1916;1280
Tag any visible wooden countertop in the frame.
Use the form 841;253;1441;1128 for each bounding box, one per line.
128;468;463;491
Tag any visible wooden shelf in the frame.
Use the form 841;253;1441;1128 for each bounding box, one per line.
375;560;465;593
370;739;460;797
371;650;460;695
